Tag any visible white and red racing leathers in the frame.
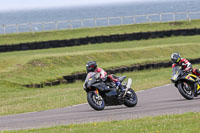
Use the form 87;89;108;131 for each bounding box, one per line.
95;68;119;83
172;58;200;77
172;58;192;72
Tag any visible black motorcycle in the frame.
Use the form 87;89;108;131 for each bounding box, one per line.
83;72;138;111
171;66;200;100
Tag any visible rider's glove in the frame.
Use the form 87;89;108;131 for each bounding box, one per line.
102;75;107;82
184;67;192;72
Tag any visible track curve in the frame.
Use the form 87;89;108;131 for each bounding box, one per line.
1;84;200;131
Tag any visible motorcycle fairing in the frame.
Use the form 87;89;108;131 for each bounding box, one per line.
185;74;197;82
103;90;120;105
91;82;108;91
197;83;200;91
172;66;196;83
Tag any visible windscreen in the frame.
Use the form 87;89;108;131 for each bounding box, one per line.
172;66;180;76
171;66;182;80
85;72;96;82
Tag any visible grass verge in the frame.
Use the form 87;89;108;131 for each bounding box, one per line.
0;19;200;45
2;112;200;133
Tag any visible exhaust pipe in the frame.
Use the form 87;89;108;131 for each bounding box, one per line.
126;78;132;89
123;78;132;97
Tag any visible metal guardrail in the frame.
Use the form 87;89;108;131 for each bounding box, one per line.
1;11;200;34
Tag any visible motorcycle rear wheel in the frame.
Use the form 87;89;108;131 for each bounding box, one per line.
124;89;138;107
87;91;105;111
177;82;194;100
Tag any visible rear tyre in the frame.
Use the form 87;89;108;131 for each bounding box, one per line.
87;91;105;111
124;89;138;107
177;82;194;100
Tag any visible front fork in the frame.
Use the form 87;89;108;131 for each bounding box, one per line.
94;89;102;101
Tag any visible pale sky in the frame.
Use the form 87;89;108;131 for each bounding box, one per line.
0;0;172;12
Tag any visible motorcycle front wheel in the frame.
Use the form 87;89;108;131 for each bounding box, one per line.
87;91;105;111
177;82;194;100
124;88;138;107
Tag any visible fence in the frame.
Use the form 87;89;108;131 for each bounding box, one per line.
1;11;200;34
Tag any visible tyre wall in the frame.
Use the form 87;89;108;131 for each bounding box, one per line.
1;28;200;52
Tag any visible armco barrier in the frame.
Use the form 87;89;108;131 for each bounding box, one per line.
24;58;200;88
1;28;200;53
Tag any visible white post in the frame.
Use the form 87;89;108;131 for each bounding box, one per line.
3;25;6;34
107;17;110;26
42;23;45;31
120;16;123;25
173;13;176;21
81;20;84;27
16;24;19;33
94;18;97;27
186;12;191;22
186;12;189;21
146;15;149;23
29;23;33;32
160;14;162;22
133;16;136;24
68;21;73;29
55;21;58;30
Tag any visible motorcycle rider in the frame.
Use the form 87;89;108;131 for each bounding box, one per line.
171;53;200;94
171;53;200;76
85;61;125;94
171;53;192;72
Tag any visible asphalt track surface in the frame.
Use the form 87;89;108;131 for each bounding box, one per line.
1;84;200;131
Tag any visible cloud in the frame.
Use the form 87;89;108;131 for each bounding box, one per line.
0;0;174;11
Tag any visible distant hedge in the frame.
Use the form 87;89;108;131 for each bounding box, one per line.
1;28;200;52
24;58;200;88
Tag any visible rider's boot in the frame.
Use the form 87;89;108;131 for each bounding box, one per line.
116;81;125;99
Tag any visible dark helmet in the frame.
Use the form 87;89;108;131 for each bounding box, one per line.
86;61;97;73
171;53;181;63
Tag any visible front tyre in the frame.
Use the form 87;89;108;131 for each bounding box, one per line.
87;91;105;111
177;82;194;100
124;89;138;107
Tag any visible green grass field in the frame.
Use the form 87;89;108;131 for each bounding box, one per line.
2;112;200;133
0;19;200;45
